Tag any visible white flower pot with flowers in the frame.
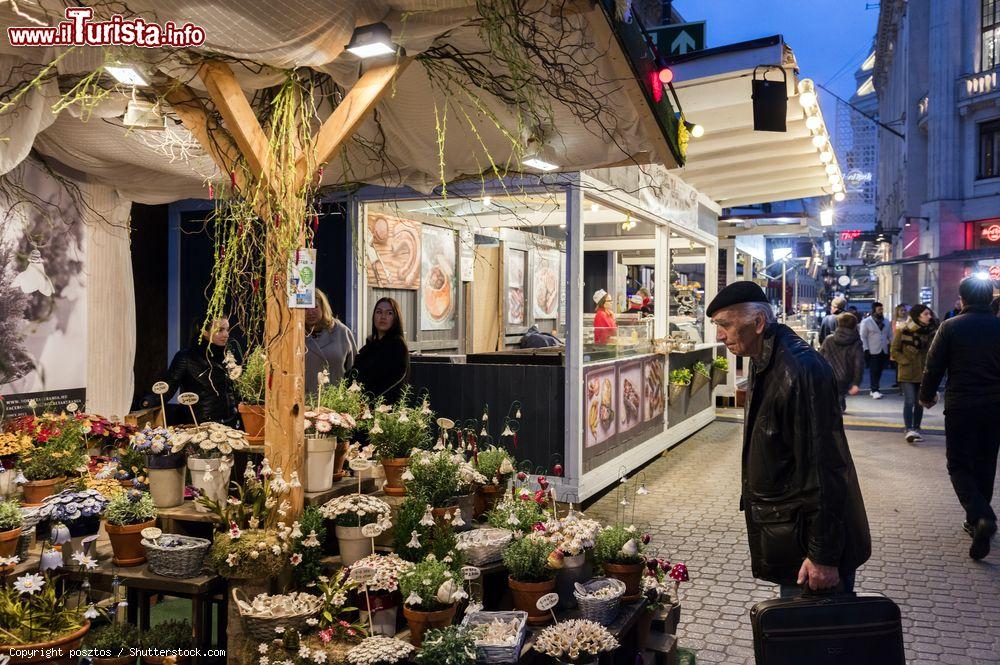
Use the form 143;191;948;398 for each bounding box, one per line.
536;510;602;608
349;553;414;636
303;408;357;493
132;425;187;508
177;423;250;511
319;494;392;567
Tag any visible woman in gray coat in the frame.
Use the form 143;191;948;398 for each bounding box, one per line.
305;289;357;394
819;312;865;413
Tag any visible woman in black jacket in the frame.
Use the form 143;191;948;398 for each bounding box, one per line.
353;297;410;405
143;317;241;427
819;312;865;413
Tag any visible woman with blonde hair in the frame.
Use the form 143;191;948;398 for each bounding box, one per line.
304;289;357;394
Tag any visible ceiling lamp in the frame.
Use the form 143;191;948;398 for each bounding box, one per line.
683;120;705;138
105;65;148;87
346;23;398;58
819;150;834;163
590;203;600;212
124;98;167;130
812;133;829;148
825;163;838;175
834;192;846;202
798;78;818;109
522;156;559;172
832;182;844;193
805;115;822;131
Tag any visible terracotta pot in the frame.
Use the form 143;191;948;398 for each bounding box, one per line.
475;484;505;518
239;403;265;444
0;527;22;558
106;519;156;566
332;440;349;482
431;505;460;527
0;621;89;664
508;576;557;625
21;476;64;505
603;562;644;602
93;657;136;665
402;603;456;647
381;457;410;496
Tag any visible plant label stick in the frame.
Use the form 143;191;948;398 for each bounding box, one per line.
152;381;169;426
537;592;559;624
361;523;382;556
349;457;371;495
178;392;200;425
351;566;377;634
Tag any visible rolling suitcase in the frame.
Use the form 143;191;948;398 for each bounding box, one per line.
750;592;905;665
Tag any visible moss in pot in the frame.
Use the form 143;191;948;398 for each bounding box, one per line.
138;619;193;664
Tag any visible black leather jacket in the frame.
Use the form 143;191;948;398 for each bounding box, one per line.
742;324;871;584
145;344;240;427
919;305;1000;410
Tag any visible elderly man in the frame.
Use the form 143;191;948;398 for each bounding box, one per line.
708;282;871;595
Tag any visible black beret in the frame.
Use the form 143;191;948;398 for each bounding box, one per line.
706;281;769;317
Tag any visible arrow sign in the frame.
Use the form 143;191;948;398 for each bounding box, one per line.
672;31;696;55
651;21;706;57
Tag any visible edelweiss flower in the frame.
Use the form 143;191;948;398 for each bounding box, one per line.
259;644;270;654
13;573;45;595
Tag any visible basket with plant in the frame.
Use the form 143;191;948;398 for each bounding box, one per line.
130;425;186;509
593;524;648;601
711;355;729;386
138;619;193;664
531;619;618;665
104;489;157;566
365;389;434;495
667;368;692;405
472;446;515;517
0;571;89;661
691;361;711;393
233;346;266;442
399;557;466;646
501;535;559;625
319;494;392;567
84;621;140;665
0;498;24;558
461;610;528;664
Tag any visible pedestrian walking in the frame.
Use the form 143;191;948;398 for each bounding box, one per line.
708;281;871;595
919;277;1000;560
890;304;935;443
943;298;962;320
819;296;847;344
859;301;892;399
819;313;864;413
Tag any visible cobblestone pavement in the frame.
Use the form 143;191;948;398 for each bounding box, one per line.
585;422;1000;664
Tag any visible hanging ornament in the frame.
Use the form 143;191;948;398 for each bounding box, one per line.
553;463;563;477
620;497;629;506
421;401;432;415
637;483;650;496
398;410;409;423
451;511;465;527
501;423;514;438
480;426;488;437
370;420;383;435
39;546;62;573
407;531;421;549
12;250;54;296
419;507;435;527
482;408;489;423
507;511;520;527
401;468;415;482
517;471;527;482
515;408;521;419
619;476;628;484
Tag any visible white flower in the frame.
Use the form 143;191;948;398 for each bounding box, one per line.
290;553;303;566
312;653;327;664
401;468;415;482
306;617;319;626
274;626;285;634
370;421;383;435
13;573;44;595
299;645;312;659
259;644;270;654
72;552;98;570
405;591;422;606
259;658;270;665
27;399;37;409
227;553;239;567
84;604;99;620
348;381;362;393
0;555;19;567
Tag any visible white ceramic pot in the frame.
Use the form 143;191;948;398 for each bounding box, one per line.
187;457;231;512
364;606;399;637
0;469;16;498
304;437;337;494
147;467;185;508
335;525;373;567
556;552;591;609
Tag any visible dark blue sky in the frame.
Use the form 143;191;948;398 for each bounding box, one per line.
672;0;879;118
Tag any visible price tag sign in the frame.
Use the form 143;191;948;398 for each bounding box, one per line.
349;458;372;472
65;402;78;413
178;392;200;405
351;566;376;584
436;417;455;430
152;382;169;395
141;527;163;540
360;523;383;538
460;566;481;581
536;592;559;612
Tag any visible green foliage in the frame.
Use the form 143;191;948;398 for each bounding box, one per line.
487;498;545;534
140;619;193;651
311;378;369;421
474;446;513;484
712;356;729;371
399;558;459;612
502;535;556;582
668;368;692;386
104;490;157;527
20;440;88;482
405;451;461;508
234;346;266;406
365;388;434;460
0;499;22;532
692;361;710;378
593;524;645;566
293;505;327;588
0;574;84;644
394;497;461;565
86;621;140;650
114;446;146;481
208;529;286;579
416;625;477;665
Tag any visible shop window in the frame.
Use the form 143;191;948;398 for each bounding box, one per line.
979;119;1000;179
984;0;1000;71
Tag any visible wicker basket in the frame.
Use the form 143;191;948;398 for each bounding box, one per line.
573;577;625;626
455;528;513;566
461;610;528;664
233;588;323;642
142;535;211;578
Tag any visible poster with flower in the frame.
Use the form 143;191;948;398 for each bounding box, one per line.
532;250;559;320
507;248;526;325
0;158;87;415
420;225;457;331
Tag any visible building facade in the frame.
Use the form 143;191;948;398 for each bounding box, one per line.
875;0;1000;313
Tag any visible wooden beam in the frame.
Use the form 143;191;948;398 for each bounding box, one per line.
294;58;412;189
159;80;241;180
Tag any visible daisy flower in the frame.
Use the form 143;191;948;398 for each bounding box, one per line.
13;573;45;595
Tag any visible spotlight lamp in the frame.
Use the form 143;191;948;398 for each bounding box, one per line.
798;78;818;109
346;23;400;59
819;150;834;164
105;65;148;87
522;156;559;172
805;115;822;131
820;208;834;227
683;120;705;138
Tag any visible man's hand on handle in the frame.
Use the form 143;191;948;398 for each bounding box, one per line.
797;558;840;591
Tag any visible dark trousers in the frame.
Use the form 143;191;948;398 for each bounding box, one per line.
945;407;1000;524
868;352;887;392
901;382;923;430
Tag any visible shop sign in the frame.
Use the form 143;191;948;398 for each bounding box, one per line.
919;287;933;306
981;223;1000;245
459;230;475;282
839;229;862;241
989;265;1000;281
844;170;872;191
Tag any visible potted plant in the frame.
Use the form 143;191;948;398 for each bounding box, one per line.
691;361;711;393
39;488;110;538
16;417;88;505
667;368;692;409
537;511;601;608
593;524;646;601
319;494;391;566
531;618;618;665
104;489;158;566
0;432;31;498
415;625;477;665
0;498;23;558
303;407;357;493
233;346;266;444
312;377;370;482
76;413;135;455
130;425;186;509
177;422;249;510
638;557;675;648
711;355;729;387
346;636;415;665
486;498;545;534
502;535;559;625
454;457;486;529
138;619;193;664
404;450;463;522
399;558;465;646
366;391;434;495
393;497;461;564
350;553;414;636
112;446;146;489
0;572;89;664
472;446;515;517
85;621;139;665
291;505;327;588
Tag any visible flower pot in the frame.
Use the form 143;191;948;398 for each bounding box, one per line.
335;525;373;567
187;457;231;511
555;552;591;609
402;603;456;647
21;476;65;505
106;519;156;566
381;457;410;496
691;371;710;394
0;527;22;558
304;437;338;493
454;493;475;531
332;439;349;482
603;562;644;602
711;366;727;387
667;382;689;405
0;621;90;664
0;457;17;498
475;484;505;518
663;600;681;634
431;505;460;527
508;576;557;625
361;603;399;637
147;467;185;509
66;516;101;538
239;403;265;444
92;657;136;665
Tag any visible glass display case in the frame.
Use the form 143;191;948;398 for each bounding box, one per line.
582;313;654;362
668;263;706;344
